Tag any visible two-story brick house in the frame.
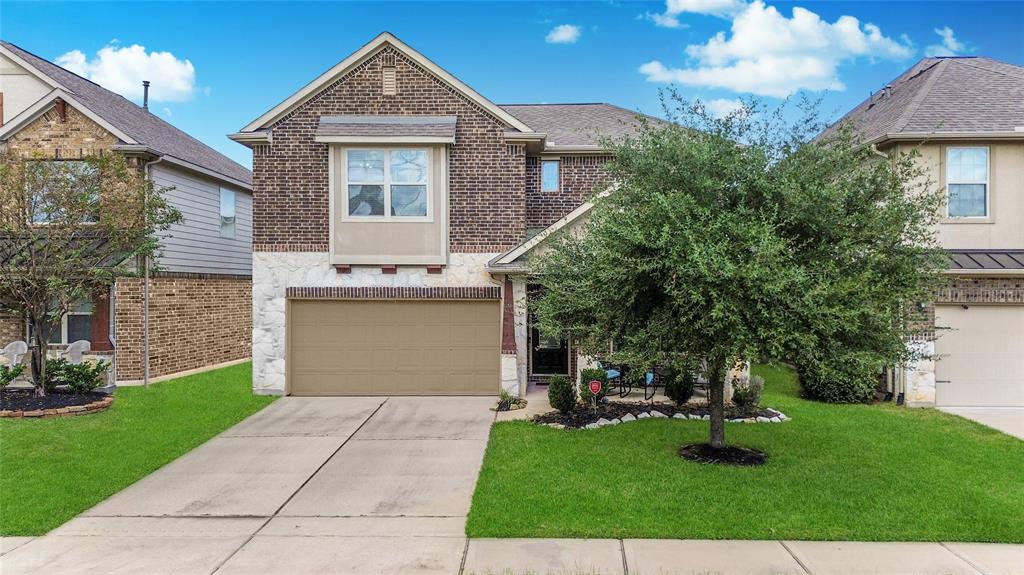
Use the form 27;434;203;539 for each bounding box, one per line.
0;40;254;383
826;56;1024;409
231;32;650;397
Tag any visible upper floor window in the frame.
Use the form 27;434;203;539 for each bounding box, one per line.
219;188;236;238
345;148;429;219
25;160;100;224
946;147;988;218
542;160;559;193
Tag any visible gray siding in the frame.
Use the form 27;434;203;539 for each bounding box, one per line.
152;164;252;276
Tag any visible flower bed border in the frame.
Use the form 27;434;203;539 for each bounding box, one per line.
536;403;789;430
0;395;113;419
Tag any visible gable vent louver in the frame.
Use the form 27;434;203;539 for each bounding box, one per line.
382;66;397;95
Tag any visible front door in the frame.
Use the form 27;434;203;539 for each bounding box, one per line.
530;323;569;375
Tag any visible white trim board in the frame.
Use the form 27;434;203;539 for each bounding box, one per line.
236;32;534;134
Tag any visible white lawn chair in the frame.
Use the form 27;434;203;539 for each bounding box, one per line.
63;340;91;365
2;341;28;366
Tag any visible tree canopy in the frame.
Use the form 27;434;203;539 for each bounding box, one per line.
531;94;945;450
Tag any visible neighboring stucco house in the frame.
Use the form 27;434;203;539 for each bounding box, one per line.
231;32;650;397
0;40;254;383
826;56;1024;408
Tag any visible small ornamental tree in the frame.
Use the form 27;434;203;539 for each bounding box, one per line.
531;93;945;452
0;152;181;396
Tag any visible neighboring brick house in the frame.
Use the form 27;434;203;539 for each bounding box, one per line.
231;33;652;396
823;56;1024;408
0;41;253;383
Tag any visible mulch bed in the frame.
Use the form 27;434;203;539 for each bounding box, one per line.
0;389;112;418
533;402;780;429
679;443;768;466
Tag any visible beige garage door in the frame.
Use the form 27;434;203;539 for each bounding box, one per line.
287;299;500;396
934;304;1024;407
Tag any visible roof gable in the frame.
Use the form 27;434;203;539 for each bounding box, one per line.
0;41;252;188
236;32;533;135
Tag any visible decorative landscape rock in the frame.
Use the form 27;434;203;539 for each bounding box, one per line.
532;401;790;430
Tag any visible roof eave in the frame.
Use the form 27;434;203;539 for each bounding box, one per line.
870;130;1024;145
227;131;272;147
111;144;253;191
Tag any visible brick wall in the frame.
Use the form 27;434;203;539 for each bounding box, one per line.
253;45;526;254
911;275;1024;339
114;274;251;380
5;104;118;158
0;315;23;346
526;155;612;230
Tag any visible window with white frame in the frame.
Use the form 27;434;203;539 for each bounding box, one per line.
946;147;988;218
345;149;429;218
541;159;559;192
219;188;236;238
26;298;93;345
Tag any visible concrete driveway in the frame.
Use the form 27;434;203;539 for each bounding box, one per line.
0;396;495;575
940;407;1024;439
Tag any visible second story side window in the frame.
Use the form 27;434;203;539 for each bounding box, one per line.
344;148;429;219
219;188;236;238
946;147;988;218
25;160;100;224
541;159;559;193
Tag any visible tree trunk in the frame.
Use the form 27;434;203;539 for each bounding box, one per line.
28;312;52;398
708;359;726;449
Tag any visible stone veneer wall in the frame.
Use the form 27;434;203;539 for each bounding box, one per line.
526;155;612;230
114;274;252;381
253;252;500;395
903;275;1024;406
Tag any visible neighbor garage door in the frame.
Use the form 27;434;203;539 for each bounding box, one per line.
287;299;500;396
934;304;1024;407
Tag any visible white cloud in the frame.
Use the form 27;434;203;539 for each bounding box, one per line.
924;26;967;57
55;43;196;103
545;24;581;44
639;1;914;97
647;0;746;27
704;98;744;118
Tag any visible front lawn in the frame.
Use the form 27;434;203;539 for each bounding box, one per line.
0;362;274;535
467;364;1024;542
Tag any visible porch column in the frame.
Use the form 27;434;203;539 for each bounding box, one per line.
512;277;529;396
500;277;520;396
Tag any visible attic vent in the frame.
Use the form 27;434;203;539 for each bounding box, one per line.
382;66;397;95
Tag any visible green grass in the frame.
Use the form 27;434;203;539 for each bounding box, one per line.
0;362;274;535
467;364;1024;542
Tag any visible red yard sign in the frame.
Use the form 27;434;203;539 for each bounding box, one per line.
589;380;602;395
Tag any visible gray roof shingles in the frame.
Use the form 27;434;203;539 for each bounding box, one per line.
947;250;1024;270
2;41;251;187
500;103;659;148
316;115;456;138
823;56;1024;143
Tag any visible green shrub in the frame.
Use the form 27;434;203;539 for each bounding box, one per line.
547;375;576;414
797;351;880;403
497;388;515;411
0;364;25;389
62;360;110;394
732;375;764;412
664;365;696;407
44;357;69;393
578;368;610;403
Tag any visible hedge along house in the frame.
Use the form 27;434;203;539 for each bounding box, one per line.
230;32;658;397
0;40;254;383
824;56;1024;409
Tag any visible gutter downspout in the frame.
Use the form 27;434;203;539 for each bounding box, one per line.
141;155;164;388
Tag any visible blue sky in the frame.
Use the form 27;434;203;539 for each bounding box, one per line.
4;1;1022;168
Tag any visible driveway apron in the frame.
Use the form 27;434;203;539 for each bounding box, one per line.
1;396;496;575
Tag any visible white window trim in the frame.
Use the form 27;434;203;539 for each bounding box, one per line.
341;147;433;223
945;146;990;220
541;159;560;193
26;306;92;346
